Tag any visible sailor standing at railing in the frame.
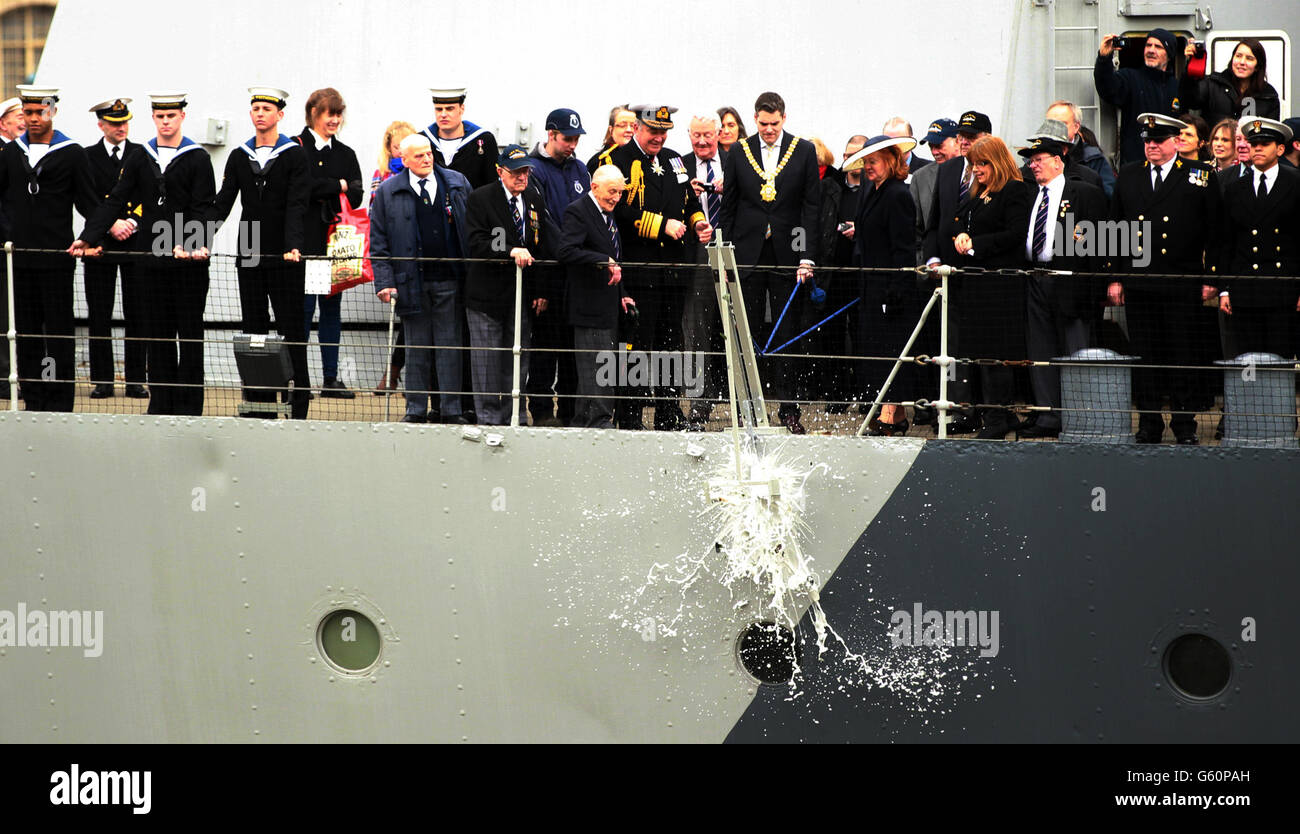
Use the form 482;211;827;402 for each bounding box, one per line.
211;86;312;420
71;92;215;417
0;85;100;413
82;97;147;401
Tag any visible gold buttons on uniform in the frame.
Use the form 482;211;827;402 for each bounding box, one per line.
1161;248;1167;254
1162;233;1167;239
1163;216;1169;222
1252;229;1258;236
1138;214;1144;220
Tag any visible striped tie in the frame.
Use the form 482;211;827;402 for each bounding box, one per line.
606;211;621;259
1031;186;1050;261
704;160;720;230
511;196;524;239
959;165;971;203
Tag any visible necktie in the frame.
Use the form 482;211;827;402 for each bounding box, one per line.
511;196;524;239
1152;165;1163;191
1032;186;1050;261
111;145;120;163
1258;172;1268;199
418;178;430;205
606;211;621;259
704;161;720;229
959;165;971;203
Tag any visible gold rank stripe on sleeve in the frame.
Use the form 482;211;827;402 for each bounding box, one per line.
688;211;706;228
635;211;664;240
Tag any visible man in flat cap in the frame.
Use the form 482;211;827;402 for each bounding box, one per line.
596;104;711;430
0;86;99;411
212;86;312;419
1215;117;1300;360
1111;113;1222;444
82;97;147;400
422;87;499;189
1017;122;1109;438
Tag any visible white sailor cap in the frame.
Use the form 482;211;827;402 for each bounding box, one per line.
16;85;59;105
89;98;133;122
430;87;467;104
249;86;289;108
0;96;20;116
147;91;189;110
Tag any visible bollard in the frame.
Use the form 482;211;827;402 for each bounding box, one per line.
1215;353;1298;449
1055;348;1138;444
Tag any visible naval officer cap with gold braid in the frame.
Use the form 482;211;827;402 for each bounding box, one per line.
249;86;289;110
631;105;676;130
1137;112;1186;141
89;98;132;123
1242;117;1293;145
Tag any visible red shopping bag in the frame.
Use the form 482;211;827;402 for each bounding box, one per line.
326;194;373;294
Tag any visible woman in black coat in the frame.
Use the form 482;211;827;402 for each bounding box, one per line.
848;135;918;435
1180;38;1280;130
943;135;1031;439
299;88;364;397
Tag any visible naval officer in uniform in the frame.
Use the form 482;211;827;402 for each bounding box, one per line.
596;104;711;430
212;86;312;419
72;92;215;416
1215;117;1300;359
83;97;147;399
421;87;499;189
1110;113;1222;444
0;85;99;412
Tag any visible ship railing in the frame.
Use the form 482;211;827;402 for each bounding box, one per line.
3;243;1297;445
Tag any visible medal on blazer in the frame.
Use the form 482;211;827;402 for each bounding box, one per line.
741;137;800;202
651;157;665;176
528;208;539;245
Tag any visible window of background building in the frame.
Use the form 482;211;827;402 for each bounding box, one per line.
1;2;55;95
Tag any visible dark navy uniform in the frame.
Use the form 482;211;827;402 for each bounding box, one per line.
0;118;100;411
81;134;215;416
597;125;706;429
422;121;499;189
83;135;146;390
213;124;312;419
1112;148;1222;442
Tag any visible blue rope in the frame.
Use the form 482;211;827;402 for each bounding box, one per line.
762;284;801;353
766;298;860;355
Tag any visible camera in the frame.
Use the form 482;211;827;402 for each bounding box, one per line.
698;181;716;193
1110;35;1128;49
1193;40;1206;58
837;221;852;233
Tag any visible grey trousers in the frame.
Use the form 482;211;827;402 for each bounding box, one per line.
403;280;463;418
467;306;530;426
681;267;723;415
573;325;615;428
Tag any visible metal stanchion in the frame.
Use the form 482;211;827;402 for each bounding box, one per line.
384;297;396;423
5;241;15;412
510;263;523;428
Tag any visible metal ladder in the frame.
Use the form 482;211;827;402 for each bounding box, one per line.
1048;0;1104;133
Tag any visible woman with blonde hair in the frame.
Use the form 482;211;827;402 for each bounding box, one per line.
585;105;636;171
371;120;417;191
944;135;1032;439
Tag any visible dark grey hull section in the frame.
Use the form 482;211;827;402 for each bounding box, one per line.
729;442;1299;743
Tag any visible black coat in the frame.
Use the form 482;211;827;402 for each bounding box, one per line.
81;138;215;254
1029;177;1110;318
1179;70;1281;131
1112;157;1222;290
558;196;629;330
1094;53;1180;164
213;134;310;256
0;131;100;268
464;181;559;317
596;139;706;270
296;129;363;256
944;179;1033;359
85;138;142;257
816;166;845;267
855;177;916;276
1216;164;1300;308
719;133;821;268
924;156;969;265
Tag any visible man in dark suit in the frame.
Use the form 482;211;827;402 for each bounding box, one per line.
464;145;558;425
681;114;728;428
557;165;635;429
0;86;100;412
212;86;312;419
1215;118;1300;359
1017;129;1109;438
83;98;147;399
1111;113;1222;444
718;91;820;433
595;105;711;430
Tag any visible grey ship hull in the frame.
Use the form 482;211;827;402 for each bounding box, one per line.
1;413;1294;743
